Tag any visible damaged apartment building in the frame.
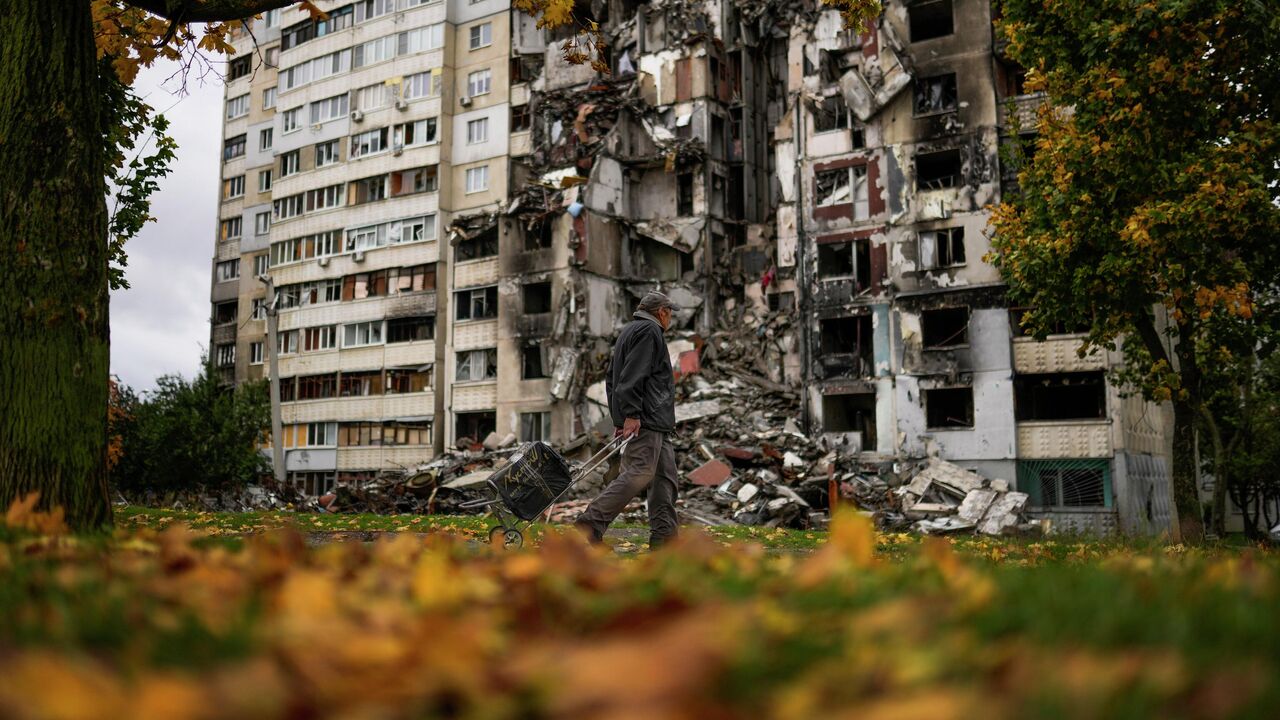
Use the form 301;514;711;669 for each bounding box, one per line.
211;0;1174;533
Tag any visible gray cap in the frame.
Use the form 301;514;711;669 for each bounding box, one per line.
638;290;675;313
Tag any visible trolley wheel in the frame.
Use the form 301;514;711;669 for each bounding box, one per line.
488;525;507;545
503;528;524;549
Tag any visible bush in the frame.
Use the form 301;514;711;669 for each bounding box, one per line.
110;363;269;494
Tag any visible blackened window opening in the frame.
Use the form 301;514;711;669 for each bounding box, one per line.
819;315;874;378
1014;372;1107;421
386;316;435;343
915;74;958;115
916;149;962;189
909;0;954;42
522;282;552;314
455;411;496;444
925;387;973;428
818;239;872;289
522;345;547;379
456;226;499;261
823;393;877;450
677;173;695;216
921;307;969;348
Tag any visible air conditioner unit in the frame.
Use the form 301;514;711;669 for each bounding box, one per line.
459;96;472;107
353;250;366;263
395;99;408;111
310;122;322;130
392;143;404;156
350;109;365;123
317;256;330;267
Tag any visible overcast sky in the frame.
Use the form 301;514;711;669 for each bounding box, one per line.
110;59;223;391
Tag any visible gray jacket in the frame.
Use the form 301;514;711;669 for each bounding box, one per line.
607;310;676;433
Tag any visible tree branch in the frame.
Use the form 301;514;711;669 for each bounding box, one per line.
124;0;300;23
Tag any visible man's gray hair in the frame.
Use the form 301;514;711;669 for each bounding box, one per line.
638;290;675;313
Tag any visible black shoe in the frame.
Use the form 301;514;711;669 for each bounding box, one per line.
574;520;604;545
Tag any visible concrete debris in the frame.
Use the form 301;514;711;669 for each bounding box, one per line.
675;399;722;423
840;458;1042;537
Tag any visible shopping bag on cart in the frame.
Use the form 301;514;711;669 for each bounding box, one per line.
488;441;575;521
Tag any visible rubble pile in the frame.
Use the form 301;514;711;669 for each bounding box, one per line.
843;458;1046;536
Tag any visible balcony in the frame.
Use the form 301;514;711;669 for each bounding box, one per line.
1012;336;1105;374
998;93;1046;134
1016;420;1111;459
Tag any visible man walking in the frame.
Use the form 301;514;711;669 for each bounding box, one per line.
575;291;680;548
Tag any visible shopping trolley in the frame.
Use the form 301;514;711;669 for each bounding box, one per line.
459;435;629;548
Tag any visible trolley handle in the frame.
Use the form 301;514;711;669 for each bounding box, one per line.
572;434;629;480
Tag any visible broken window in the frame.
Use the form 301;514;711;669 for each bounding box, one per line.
523;282;552;314
520;411;551;442
455;348;497;382
815;165;870;218
216;259;239;283
387;316;435;343
213;301;237;325
767;291;795;312
454;286;498;321
338;422;391;447
386;366;432;393
925;387;974;428
914;74;958;115
392;264;436;294
511;104;531;132
456;226;498;261
819;315;874;377
391;166;437;196
817;239;872;289
297;373;337;400
227;55;251;81
1009;307;1091;337
918;227;966;268
822;393;877;450
387;422;432;446
289;471;336;496
349;175;388;205
813;95;852;133
635;238;683;282
341;270;389;300
521;345;547;380
921;307;969;348
909;0;954;42
215;343;236;367
222;135;247;162
339;371;382;397
302;325;337;352
524;218;554;251
1014;371;1107;421
455;411;495;443
276;329;298;355
676;173;695;216
916;149;962;190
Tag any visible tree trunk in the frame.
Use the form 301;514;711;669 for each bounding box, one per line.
0;1;112;529
1171;398;1204;543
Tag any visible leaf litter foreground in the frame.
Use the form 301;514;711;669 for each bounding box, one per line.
1;500;1279;719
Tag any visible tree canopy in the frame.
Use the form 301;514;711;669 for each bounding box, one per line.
990;0;1280;539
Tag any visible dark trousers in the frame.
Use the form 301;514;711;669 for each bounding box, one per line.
576;428;679;546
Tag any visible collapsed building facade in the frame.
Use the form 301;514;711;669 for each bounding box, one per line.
211;0;1176;534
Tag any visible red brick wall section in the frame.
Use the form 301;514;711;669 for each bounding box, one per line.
870;239;888;291
868;156;885;216
676;58;692;102
861;29;878;59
